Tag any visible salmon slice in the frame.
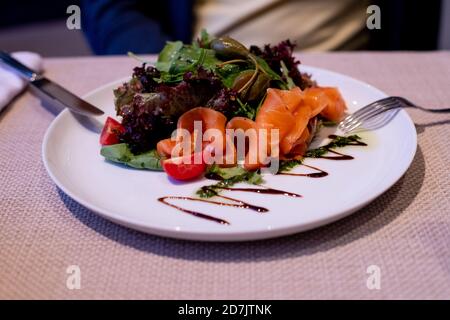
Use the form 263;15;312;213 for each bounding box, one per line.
156;138;177;158
156;87;346;167
268;87;304;113
291;127;310;156
319;87;347;122
157;107;228;159
226;117;268;171
156;134;199;158
259;87;284;109
222;117;260;168
300;87;329;118
255;88;296;140
256;87;313;155
226;117;259;132
280;128;310;160
280;104;311;155
224;87;308;169
302;87;347;122
177;106;227;139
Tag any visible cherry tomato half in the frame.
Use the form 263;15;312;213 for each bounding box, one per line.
162;153;206;181
100;117;125;145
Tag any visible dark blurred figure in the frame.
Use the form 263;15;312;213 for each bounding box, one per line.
81;0;371;53
0;0;446;56
0;1;77;27
370;0;442;50
80;0;445;54
81;0;194;54
0;0;90;56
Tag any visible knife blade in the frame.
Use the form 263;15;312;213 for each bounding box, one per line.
0;51;104;116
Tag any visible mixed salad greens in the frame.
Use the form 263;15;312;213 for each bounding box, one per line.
111;31;313;154
100;30;349;184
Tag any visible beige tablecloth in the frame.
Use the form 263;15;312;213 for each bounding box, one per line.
0;52;449;299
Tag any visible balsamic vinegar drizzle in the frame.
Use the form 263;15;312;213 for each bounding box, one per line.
216;186;301;198
316;149;354;160
204;172;225;181
159;135;367;225
328;134;366;144
279;135;367;175
279;164;328;178
313;135;367;160
158;185;301;225
158;196;231;225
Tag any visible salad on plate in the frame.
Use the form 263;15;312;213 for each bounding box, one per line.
98;30;367;224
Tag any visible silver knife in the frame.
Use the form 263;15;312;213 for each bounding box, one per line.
0;51;104;116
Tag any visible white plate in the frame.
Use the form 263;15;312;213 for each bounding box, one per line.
42;66;417;241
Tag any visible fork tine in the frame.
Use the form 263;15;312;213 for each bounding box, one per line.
341;100;403;132
340;99;400;132
342;101;401;132
340;97;396;128
347;97;396;119
341;99;400;130
341;97;399;125
360;100;403;121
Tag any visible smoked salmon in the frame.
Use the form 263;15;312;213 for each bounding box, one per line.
226;117;267;171
157;107;227;158
156;86;347;170
256;87;310;156
302;87;347;122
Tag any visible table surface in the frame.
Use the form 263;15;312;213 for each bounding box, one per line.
1;52;449;299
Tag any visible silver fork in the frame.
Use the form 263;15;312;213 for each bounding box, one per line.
338;96;450;133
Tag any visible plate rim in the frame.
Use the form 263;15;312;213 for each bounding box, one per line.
42;65;417;241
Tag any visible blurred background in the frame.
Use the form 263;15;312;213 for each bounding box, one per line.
0;0;448;57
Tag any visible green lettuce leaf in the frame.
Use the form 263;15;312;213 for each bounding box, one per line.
100;143;163;171
156;41;220;83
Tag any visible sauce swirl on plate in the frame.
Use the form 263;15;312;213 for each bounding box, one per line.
159;135;367;224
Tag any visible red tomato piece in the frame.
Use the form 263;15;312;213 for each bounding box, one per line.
162;153;206;181
100;117;125;145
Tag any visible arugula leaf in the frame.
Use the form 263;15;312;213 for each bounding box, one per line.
155;41;183;72
155;41;220;83
278;135;364;172
253;56;280;79
326;135;362;148
234;98;257;119
196;165;264;198
216;64;251;88
101;143;163;171
174;47;218;73
156;43;222;84
252;55;288;89
280;60;296;89
304;148;327;158
206;164;247;179
278;159;303;173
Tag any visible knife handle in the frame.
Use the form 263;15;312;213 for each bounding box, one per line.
0;51;40;81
